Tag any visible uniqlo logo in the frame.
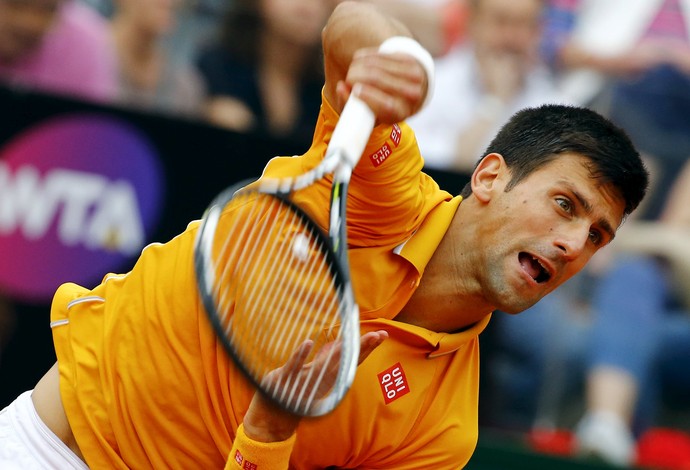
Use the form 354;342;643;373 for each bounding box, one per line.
233;451;257;469
234;450;243;466
390;124;402;147
378;362;410;404
369;143;392;167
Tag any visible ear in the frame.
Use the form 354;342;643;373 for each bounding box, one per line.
470;153;507;203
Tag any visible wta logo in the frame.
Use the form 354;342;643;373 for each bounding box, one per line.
0;114;164;302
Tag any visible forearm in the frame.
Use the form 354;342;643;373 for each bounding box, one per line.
322;1;412;110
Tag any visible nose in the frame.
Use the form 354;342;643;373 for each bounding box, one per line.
554;225;590;261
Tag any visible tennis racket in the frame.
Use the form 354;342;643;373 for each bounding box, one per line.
193;91;375;417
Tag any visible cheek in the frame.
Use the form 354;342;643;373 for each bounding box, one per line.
561;252;594;283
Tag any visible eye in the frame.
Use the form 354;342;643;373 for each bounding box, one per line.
589;229;603;246
556;197;573;213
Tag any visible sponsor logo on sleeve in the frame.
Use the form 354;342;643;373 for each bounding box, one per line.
369;143;392;168
369;124;403;168
390;123;402;147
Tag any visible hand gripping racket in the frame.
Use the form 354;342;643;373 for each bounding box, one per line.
194;37;434;417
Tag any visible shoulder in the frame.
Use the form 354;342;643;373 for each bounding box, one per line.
48;1;115;69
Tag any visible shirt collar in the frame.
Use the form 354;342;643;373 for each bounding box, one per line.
361;313;492;357
395;196;462;274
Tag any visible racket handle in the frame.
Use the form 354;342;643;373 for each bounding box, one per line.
329;91;376;171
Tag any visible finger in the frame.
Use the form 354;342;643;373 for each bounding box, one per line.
350;49;427;93
357;330;388;365
262;340;314;389
336;80;352;105
346;52;427;122
283;340;314;376
261;340;315;399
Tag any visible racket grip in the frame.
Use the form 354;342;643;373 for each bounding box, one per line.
329;91;376;171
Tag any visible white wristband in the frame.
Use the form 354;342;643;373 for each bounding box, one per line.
378;36;435;111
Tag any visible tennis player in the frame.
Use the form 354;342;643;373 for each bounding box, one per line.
0;1;649;469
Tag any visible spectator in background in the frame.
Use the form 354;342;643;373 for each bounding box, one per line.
407;0;570;175
196;0;332;147
0;0;117;103
544;0;690;107
110;0;205;118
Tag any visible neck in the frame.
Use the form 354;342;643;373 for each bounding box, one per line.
112;16;158;62
395;201;494;332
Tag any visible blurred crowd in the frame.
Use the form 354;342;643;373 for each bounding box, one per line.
1;0;690;469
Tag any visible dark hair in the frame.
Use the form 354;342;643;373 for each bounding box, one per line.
219;0;324;78
459;104;649;217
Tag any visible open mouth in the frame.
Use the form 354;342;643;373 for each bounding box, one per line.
518;252;551;284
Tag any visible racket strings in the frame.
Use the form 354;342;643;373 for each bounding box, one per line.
220;195;290;365
214;195;269;336
249;203;343;410
210;192;345;412
279;283;344;410
241;201;329;367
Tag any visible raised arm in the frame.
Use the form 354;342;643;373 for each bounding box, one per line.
322;1;431;124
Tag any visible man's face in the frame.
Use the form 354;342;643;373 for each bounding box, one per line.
470;0;543;64
473;153;626;314
0;0;63;64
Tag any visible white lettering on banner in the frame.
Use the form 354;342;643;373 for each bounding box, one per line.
0;162;145;255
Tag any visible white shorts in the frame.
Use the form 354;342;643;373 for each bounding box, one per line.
0;390;89;469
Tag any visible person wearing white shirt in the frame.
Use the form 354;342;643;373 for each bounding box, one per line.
407;0;571;174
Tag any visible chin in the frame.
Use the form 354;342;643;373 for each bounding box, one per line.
497;296;541;315
498;306;528;315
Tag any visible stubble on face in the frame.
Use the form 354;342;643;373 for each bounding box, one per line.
471;155;625;315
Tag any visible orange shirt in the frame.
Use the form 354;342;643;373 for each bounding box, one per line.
51;95;488;469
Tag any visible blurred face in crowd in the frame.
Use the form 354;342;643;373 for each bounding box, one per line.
114;0;180;36
0;0;63;64
260;0;331;47
469;0;543;65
